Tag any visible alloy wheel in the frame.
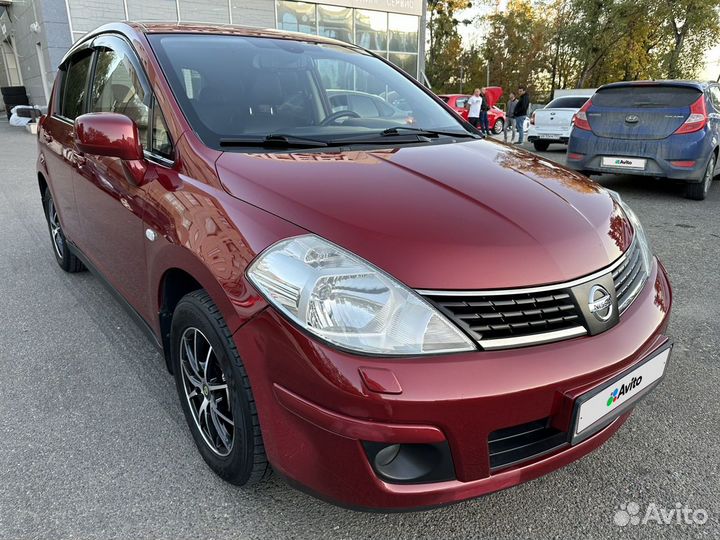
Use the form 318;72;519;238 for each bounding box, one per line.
179;327;235;456
48;199;64;258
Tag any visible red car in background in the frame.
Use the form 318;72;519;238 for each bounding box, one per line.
439;88;507;134
37;23;672;511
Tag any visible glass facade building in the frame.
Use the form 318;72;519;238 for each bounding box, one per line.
0;0;425;110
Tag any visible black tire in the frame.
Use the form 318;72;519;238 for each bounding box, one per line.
43;189;85;273
533;140;550;151
493;118;504;134
684;154;715;200
171;290;270;485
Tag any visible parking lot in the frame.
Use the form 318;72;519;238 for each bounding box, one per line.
1;119;718;539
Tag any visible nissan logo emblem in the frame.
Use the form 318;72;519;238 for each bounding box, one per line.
588;285;613;321
625;114;639;123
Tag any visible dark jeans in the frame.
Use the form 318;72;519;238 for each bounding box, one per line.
515;115;527;143
480;111;490;133
469;116;480;128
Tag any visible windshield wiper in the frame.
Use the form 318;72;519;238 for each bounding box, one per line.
219;134;328;148
380;126;480;138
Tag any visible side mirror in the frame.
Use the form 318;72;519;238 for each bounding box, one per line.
74;113;143;161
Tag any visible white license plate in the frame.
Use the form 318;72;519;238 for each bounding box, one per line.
573;345;671;438
601;156;647;169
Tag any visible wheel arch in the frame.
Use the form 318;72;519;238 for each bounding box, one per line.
151;244;266;373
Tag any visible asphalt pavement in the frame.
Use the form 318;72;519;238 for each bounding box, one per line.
1;120;718;539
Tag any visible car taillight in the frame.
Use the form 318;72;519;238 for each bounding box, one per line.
572;100;592;131
530;112;536;125
674;95;707;134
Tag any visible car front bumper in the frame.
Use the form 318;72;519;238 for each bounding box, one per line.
567;128;711;181
232;259;672;510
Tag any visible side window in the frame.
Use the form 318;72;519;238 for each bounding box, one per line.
60;52;93;120
151;102;174;160
348;95;379;118
709;87;720;111
456;98;468;109
91;46;150;145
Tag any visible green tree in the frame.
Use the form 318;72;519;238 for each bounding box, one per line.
426;0;472;92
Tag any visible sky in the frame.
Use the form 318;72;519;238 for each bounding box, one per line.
454;3;720;82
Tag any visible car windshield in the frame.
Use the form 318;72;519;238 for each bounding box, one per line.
149;34;470;149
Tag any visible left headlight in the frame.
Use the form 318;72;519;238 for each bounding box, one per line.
246;234;475;356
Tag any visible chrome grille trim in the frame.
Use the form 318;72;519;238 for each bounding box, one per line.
479;326;587;350
418;237;649;350
417;242;634;298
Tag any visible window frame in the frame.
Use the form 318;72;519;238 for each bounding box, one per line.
54;46;94;124
56;32;175;167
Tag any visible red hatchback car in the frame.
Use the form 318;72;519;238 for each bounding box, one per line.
439;92;506;134
37;23;672;510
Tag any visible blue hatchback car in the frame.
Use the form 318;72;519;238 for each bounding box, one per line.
567;81;720;200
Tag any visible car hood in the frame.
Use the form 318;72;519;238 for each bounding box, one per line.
216;140;633;289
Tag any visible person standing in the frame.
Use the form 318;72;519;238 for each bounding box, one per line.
465;88;483;132
513;85;530;145
504;92;517;143
479;87;491;136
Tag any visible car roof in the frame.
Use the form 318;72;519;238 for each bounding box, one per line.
597;80;712;92
65;21;358;61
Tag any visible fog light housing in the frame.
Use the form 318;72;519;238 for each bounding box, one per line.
362;441;455;484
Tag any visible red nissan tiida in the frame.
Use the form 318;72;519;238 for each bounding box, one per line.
37;22;672;510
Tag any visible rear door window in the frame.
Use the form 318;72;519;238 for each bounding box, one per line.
61;52;93;120
593;86;701;108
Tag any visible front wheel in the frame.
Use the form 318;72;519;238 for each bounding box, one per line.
43;189;85;273
493;118;504;134
533;140;550;151
684;154;715;200
171;290;270;485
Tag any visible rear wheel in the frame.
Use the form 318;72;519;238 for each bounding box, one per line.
685;154;715;200
171;290;270;485
493;118;504;134
43;190;85;272
533;140;550;151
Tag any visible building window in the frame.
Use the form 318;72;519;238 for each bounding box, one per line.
178;0;229;23
317;5;352;43
388;13;419;53
354;9;387;53
126;0;177;21
276;1;317;34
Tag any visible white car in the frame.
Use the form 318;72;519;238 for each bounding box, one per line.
527;95;590;151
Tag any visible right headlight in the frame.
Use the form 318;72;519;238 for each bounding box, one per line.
608;190;653;274
246;234;475;356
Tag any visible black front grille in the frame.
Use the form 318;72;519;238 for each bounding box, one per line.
427;291;583;343
612;240;646;312
488;418;568;470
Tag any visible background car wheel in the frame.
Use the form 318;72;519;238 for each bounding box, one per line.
43;189;85;273
171;290;270;485
684;155;715;200
533;140;550;151
493;118;504;134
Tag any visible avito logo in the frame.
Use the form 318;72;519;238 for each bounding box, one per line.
615;159;633;165
607;376;643;407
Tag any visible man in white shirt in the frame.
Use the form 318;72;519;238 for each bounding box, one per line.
465;88;483;131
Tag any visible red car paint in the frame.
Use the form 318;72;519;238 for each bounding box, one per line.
439;92;506;131
37;22;672;510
